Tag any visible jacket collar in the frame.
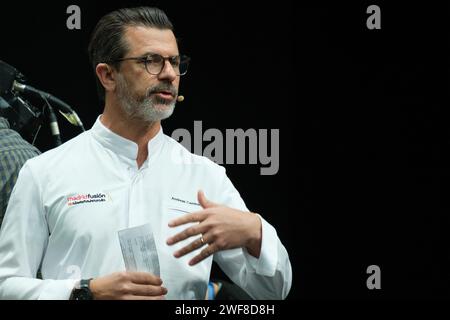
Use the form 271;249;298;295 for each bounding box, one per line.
90;115;164;166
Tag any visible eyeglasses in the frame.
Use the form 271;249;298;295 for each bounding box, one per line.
110;53;190;76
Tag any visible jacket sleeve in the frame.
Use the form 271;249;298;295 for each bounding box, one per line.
212;167;292;299
0;162;77;299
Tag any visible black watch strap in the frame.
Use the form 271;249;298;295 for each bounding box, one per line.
70;278;93;300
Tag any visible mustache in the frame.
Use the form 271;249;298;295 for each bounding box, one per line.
147;83;178;97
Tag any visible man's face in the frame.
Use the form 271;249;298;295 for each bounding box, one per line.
115;26;180;123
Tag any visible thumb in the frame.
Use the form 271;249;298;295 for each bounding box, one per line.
198;190;219;209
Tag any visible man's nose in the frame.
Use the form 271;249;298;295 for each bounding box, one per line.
158;60;177;82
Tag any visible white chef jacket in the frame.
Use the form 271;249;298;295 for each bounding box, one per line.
0;116;292;300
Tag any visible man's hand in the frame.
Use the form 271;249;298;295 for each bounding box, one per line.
166;190;262;266
89;271;167;300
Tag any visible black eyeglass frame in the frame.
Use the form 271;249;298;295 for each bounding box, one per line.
108;53;190;76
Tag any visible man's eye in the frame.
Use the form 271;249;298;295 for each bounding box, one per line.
170;58;180;66
148;55;163;63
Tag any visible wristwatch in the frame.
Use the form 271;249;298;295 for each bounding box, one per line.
70;278;94;300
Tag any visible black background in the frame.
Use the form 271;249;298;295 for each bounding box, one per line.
1;0;449;300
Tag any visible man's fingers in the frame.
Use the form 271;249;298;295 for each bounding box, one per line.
125;271;162;285
173;236;207;258
189;243;218;266
127;283;168;296
168;211;208;228
123;294;166;300
166;224;207;245
198;190;219;209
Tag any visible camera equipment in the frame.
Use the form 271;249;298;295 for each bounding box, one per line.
0;60;85;146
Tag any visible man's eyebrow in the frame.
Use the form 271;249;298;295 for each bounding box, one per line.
140;52;180;58
141;51;157;57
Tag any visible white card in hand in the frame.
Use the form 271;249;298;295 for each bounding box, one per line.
118;223;160;277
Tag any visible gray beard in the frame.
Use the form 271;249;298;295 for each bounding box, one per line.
116;75;176;123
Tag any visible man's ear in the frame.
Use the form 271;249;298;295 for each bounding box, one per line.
95;63;117;94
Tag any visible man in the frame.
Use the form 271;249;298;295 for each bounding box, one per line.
0;116;40;227
0;7;291;300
